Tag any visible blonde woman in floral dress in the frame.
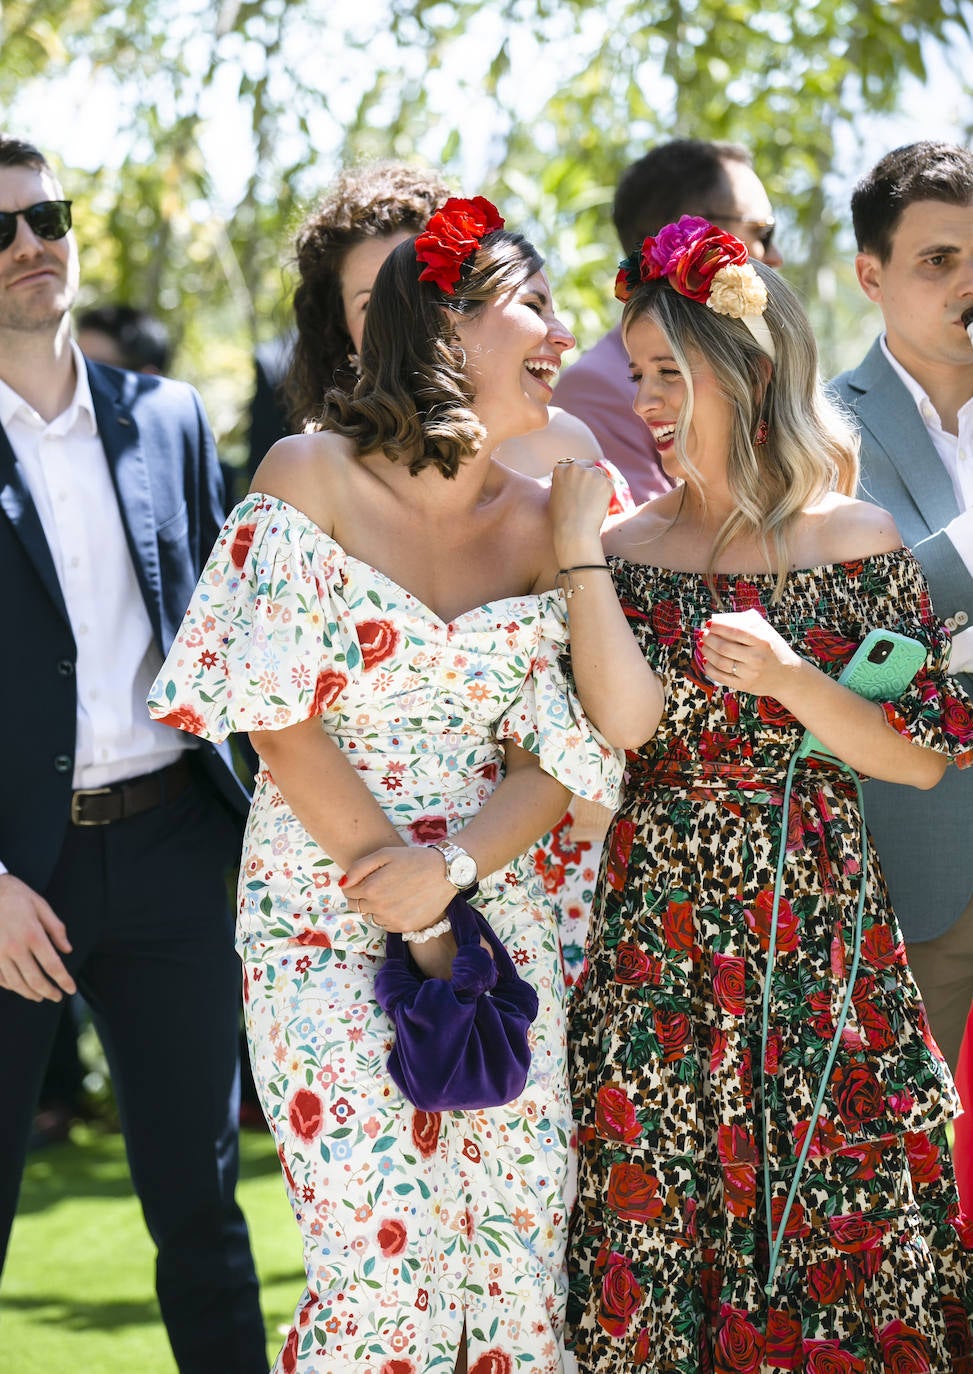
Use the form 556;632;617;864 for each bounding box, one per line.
549;218;973;1371
149;199;622;1374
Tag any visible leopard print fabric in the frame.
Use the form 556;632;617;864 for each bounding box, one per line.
567;549;973;1373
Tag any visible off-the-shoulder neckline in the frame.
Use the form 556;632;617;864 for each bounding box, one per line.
606;547;915;579
241;492;559;629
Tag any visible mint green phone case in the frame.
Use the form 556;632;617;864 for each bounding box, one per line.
796;629;927;762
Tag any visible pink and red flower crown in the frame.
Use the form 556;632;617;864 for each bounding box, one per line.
415;195;504;294
615;215;775;361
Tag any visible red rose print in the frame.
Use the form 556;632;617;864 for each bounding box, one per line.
650;598;682;645
288;1087;324;1143
710;1026;728;1074
357;618;400;670
793;1113;846;1160
154;703;208;736
806;1258;847;1306
614;942;660;985
713;954;745;1015
721;1162;756;1217
717;1123;757;1165
312;667;347;714
803;1341;866;1374
633;1329;651;1362
756;695;798;728
295;928;332;947
662;898;695;952
377;1217;408;1257
770;1194;810;1239
765;1307;801;1370
595;1083;642;1143
904;1131;942;1186
229;521;257;569
830;1062;884;1132
714;1305;764;1374
827;1212;888;1252
763;1029;782;1075
841;1141;884;1180
606;818;635;890
804;627;859;665
468;1351;513;1374
605;1161;664;1224
746;889;800;953
878;1320;932;1374
942;1296;973;1360
407;814;449;844
597;1252;642;1337
861;923;903;969
943;694;973;746
380;1361;417;1374
280;1326;300;1374
654;1010;690;1062
411;1110;442;1158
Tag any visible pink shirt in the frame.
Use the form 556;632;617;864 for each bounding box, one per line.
553;326;672;503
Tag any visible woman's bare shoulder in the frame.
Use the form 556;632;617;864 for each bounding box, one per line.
249;432;360;534
803;492;904;563
602;492;678;559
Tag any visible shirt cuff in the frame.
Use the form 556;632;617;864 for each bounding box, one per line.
948;625;973;676
946;509;973;578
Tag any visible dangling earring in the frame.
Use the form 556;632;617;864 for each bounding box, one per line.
753;418;769;446
347;352;362;379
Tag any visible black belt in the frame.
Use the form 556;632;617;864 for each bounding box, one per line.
69;757;193;827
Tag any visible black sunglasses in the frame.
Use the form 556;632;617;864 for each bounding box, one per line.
0;199;73;253
703;211;776;253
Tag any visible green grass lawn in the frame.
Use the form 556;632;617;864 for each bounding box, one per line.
0;1124;302;1372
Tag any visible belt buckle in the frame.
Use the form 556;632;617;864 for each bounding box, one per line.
70;786;114;826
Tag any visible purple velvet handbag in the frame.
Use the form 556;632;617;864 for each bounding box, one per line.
374;894;539;1112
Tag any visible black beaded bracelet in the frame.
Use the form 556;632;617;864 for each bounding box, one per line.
557;564;611;598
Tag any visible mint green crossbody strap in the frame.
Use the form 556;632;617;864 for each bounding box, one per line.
759;753;867;1295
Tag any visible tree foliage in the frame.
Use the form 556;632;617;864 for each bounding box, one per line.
1;0;969;459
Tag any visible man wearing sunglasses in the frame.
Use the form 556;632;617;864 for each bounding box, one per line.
554;137;783;502
0;135;267;1371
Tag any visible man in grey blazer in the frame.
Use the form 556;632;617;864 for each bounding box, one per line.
0;135;267;1369
832;141;973;1071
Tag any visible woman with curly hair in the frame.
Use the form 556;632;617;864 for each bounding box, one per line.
550;217;973;1371
149;197;622;1374
283;161;635;992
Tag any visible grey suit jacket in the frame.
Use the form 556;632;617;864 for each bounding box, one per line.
832;338;973;942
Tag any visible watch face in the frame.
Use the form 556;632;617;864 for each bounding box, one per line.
449;853;478;887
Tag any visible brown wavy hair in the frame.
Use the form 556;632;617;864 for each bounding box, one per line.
285;162;451;430
321;229;544;478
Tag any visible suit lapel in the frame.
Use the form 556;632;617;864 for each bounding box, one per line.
87;362;164;646
849;341;960;535
0;421;71;622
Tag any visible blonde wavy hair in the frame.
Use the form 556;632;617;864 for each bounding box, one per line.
622;262;859;603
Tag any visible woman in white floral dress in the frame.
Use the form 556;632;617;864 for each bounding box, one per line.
149;199;622;1374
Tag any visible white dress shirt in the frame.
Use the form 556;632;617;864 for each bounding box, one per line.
881;337;973;673
0;343;187;816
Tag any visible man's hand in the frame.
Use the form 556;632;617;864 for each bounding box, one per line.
0;874;75;1002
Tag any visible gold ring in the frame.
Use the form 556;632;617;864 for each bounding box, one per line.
556;457;575;465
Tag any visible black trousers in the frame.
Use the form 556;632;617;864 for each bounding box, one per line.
0;769;267;1373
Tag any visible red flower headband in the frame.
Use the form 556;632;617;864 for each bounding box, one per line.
615;215;775;361
415;196;505;294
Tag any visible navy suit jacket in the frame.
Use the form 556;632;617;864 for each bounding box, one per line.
0;359;248;893
833;339;973;942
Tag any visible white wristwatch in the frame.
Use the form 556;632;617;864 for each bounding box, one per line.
432;839;479;893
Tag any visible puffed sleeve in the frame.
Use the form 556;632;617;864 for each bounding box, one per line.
495;593;625;806
873;553;973;767
147;494;359;742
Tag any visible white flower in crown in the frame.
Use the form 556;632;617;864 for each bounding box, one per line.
706;262;769;321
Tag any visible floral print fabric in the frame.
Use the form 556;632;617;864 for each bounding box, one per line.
148;494;623;1374
566;549;973;1373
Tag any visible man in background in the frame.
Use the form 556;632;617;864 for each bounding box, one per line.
832;140;973;1072
76;301;172;374
0;133;266;1371
554;137;783;501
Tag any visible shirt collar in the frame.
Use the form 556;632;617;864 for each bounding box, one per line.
879;333;973;432
0;339;99;437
